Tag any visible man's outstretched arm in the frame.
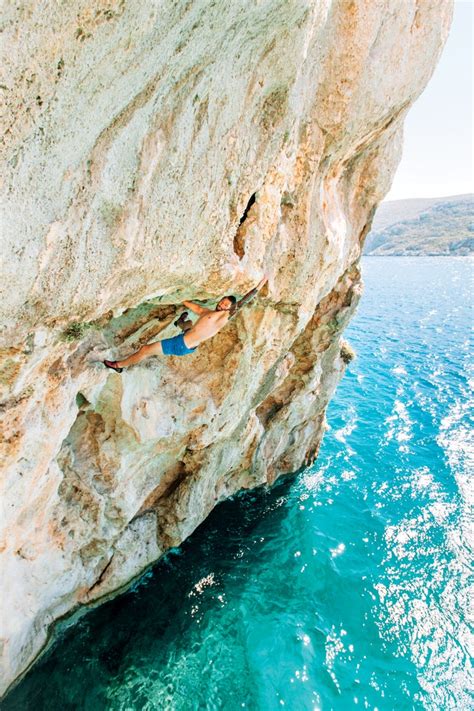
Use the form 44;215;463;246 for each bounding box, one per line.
230;276;268;318
182;300;211;315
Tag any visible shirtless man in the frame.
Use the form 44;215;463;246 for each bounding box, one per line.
103;276;267;372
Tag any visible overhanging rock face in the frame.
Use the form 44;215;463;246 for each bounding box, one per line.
0;0;452;694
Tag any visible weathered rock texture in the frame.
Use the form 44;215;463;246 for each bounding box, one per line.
0;0;452;695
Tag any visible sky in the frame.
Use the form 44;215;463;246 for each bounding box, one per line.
385;0;473;201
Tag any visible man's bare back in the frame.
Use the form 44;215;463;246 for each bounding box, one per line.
103;276;267;371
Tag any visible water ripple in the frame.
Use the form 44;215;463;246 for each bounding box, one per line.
3;257;472;711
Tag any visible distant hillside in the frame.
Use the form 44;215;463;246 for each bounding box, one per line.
364;194;474;256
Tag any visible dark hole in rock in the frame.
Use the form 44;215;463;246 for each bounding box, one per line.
234;192;257;259
238;192;256;227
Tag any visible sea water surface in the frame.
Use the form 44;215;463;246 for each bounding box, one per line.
4;257;473;711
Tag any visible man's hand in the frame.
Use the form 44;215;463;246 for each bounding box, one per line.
229;274;269;319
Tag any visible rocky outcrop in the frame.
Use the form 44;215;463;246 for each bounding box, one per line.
0;0;452;695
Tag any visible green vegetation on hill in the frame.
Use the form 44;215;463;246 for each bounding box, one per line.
364;194;474;256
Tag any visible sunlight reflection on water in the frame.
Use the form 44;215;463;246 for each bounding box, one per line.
3;258;473;711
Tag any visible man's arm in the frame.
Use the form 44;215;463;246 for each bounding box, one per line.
182;300;211;316
230;276;268;318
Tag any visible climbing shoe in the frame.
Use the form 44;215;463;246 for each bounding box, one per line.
103;360;123;373
174;311;189;327
174;311;193;332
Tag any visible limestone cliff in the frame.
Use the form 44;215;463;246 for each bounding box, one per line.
0;0;452;695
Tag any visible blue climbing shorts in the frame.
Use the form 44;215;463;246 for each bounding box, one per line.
161;333;197;356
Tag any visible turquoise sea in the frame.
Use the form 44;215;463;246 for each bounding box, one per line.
3;257;473;711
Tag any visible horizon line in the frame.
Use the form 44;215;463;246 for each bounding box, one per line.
382;192;473;203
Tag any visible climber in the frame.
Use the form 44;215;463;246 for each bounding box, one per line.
103;276;268;372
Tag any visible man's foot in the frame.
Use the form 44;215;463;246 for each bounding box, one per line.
174;311;189;327
103;360;123;373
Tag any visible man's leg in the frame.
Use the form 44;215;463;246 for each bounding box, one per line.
115;340;163;368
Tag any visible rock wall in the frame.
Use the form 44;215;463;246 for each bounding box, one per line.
0;0;452;695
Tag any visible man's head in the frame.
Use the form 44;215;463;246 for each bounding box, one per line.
216;295;236;312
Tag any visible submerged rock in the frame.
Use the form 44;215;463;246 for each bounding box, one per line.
0;0;452;695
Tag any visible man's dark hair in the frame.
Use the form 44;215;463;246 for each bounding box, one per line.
217;295;237;313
